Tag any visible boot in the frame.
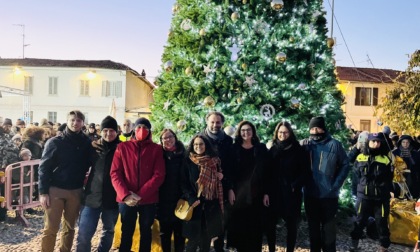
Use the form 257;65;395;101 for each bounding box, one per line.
349;239;359;252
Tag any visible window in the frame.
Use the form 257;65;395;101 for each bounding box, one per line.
355;87;378;106
83;112;89;124
80;80;89;96
49;77;58;95
24;76;33;95
360;120;371;132
48;112;57;123
102;81;122;97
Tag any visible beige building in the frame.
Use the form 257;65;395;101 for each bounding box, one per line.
0;58;155;125
336;66;402;133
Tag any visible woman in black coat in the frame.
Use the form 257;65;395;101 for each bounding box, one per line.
227;120;267;252
157;129;186;252
263;121;310;252
181;134;224;252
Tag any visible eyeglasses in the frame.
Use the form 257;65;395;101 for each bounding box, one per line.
278;131;290;135
194;143;204;147
162;135;174;141
241;128;252;132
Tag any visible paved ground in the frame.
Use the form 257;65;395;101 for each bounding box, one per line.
0;207;414;252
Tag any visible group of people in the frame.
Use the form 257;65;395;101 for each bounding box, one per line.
1;110;420;252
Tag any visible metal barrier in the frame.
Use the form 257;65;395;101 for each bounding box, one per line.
3;159;41;226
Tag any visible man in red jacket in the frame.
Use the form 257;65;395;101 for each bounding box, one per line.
110;117;165;252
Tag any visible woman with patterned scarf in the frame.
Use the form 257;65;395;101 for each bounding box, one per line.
181;134;224;252
392;135;420;198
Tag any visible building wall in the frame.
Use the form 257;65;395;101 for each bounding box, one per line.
337;80;397;133
0;66;153;126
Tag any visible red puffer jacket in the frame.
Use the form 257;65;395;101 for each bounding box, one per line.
110;138;165;205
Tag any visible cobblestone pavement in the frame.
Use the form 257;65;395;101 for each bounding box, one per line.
0;208;413;252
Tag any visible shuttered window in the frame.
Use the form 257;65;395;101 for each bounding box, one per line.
101;81;122;97
80;80;90;96
49;77;58;95
24;76;33;94
355;87;378;106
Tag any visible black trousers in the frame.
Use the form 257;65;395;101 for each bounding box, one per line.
304;197;338;252
159;219;185;252
350;198;391;248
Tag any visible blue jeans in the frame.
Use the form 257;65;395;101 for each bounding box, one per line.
76;206;119;252
118;203;156;252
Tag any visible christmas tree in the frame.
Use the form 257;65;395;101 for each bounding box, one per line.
150;0;347;144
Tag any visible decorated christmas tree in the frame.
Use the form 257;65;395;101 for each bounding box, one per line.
150;0;347;144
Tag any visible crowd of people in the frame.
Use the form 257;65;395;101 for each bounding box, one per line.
1;111;420;252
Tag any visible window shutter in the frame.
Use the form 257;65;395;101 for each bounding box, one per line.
80;81;84;95
115;81;122;97
102;81;106;96
355;87;361;105
85;81;89;95
373;88;378;106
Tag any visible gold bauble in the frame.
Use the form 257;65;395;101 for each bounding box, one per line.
231;12;239;22
164;61;173;72
203;96;216;107
241;63;247;70
176;120;187;131
289;36;295;43
199;29;206;36
237;97;242;103
327;38;335;48
185;66;193;76
172;4;180;13
242;0;247;4
271;0;284;11
275;52;287;63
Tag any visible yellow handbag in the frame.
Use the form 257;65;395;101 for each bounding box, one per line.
175;185;203;221
175;199;193;221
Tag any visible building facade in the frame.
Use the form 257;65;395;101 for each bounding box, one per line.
336;66;402;133
0;58;155;125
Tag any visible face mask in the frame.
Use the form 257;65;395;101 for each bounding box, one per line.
135;128;149;141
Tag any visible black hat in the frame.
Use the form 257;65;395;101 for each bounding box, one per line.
309;116;326;131
100;116;118;132
89;123;96;129
397;135;412;146
2;118;12;126
134;117;151;129
368;133;384;141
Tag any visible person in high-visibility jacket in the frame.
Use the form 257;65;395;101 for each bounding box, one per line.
119;119;134;142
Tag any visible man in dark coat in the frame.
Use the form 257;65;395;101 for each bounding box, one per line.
202;111;233;252
76;116;121;252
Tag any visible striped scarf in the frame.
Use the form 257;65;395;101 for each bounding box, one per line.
399;146;411;158
189;153;224;212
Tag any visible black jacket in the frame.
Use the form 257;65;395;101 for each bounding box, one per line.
266;140;310;217
181;157;223;239
38;129;95;194
157;141;185;222
83;138;120;209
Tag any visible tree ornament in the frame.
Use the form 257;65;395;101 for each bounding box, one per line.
228;43;241;61
199;28;206;36
168;29;174;37
203;96;216;107
289;36;295;43
176;120;187;131
172;4;180;13
224;125;236;137
163;100;171;110
164;61;173;72
297;83;306;90
271;0;284;11
327;38;335;48
291;97;300;108
185;66;193;76
181;19;192;30
335;120;342;130
276;52;287;62
203;64;215;75
241;63;247;70
260;104;276;120
242;0;247;4
254;20;269;34
377;119;383;126
244;75;257;86
231;12;240;22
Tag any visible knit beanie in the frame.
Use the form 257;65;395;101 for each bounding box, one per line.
2;118;12;126
134;117;151;129
89;123;96;129
382;126;391;135
309;116;326;131
57;123;67;132
100;116;118;132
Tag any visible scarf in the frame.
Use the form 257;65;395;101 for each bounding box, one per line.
310;132;327;142
274;138;294;151
189;153;224;212
205;128;225;141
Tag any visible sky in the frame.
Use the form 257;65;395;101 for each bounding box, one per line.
1;1;419;82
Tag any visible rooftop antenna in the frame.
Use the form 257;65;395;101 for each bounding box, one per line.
366;54;375;68
13;24;30;58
